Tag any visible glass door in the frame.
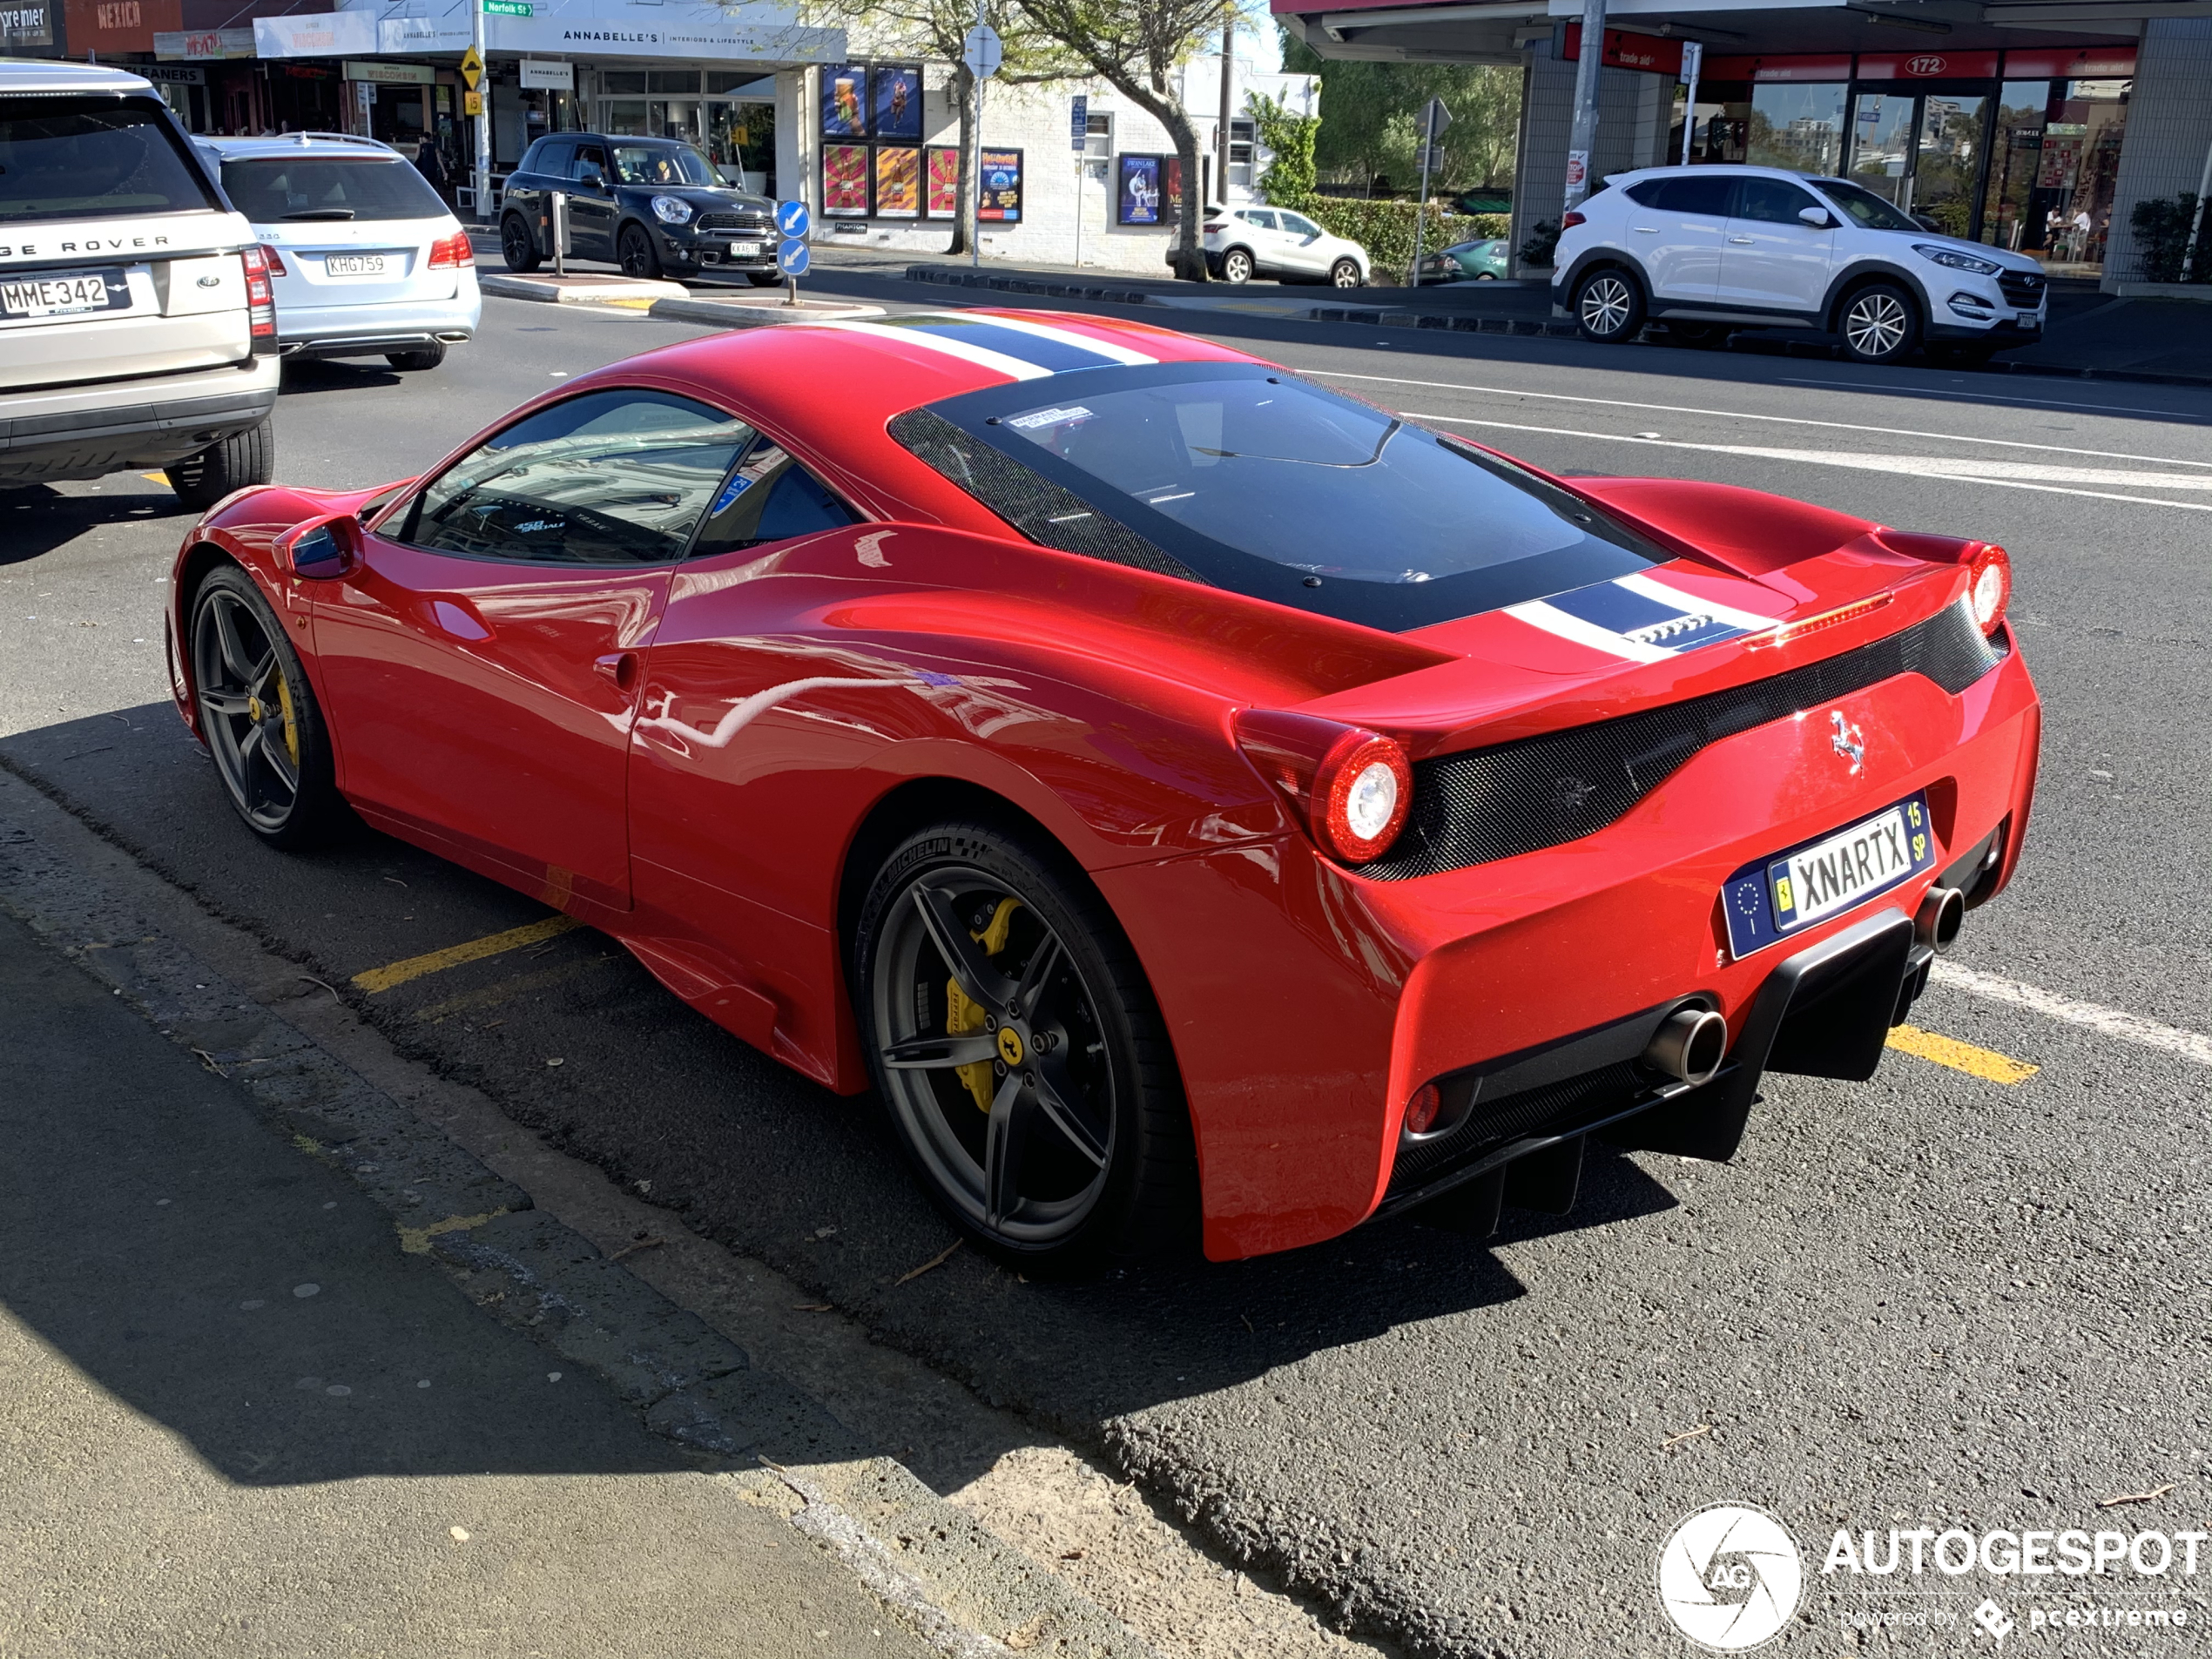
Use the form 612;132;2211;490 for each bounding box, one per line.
703;100;774;193
1913;94;1986;238
1848;91;1919;209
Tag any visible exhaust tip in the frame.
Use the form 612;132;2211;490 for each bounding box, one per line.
1645;1007;1728;1087
1917;885;1966;954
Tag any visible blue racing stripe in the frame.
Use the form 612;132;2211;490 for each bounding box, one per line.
879;315;1123;374
1547;580;1685;635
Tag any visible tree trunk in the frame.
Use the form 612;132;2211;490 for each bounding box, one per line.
948;64;975;257
1103;74;1209;281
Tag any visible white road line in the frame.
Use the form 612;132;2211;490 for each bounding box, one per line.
1931;961;2212;1069
1402;410;2212;514
1777;377;2209;421
1306;368;2212;470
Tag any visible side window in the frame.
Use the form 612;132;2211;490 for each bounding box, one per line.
572;143;610;185
691;440;858;558
1242;209;1276;230
533;138;576;179
1737;178;1818;224
1279;212;1320;238
1626;179;1665;207
1656;175;1737;217
401;389;754;565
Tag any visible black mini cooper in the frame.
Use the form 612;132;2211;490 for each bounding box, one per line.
498;133;779;285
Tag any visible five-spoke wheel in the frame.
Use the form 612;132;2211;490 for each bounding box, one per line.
855;821;1194;1269
189;566;341;846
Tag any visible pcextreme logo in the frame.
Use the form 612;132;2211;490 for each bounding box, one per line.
1657;1505;1804;1651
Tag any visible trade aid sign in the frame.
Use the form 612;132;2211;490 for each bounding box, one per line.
1655;1503;2205;1650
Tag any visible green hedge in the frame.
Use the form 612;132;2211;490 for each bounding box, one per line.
1293;199;1513;280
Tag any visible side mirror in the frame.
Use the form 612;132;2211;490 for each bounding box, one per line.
274;511;361;580
578;165;605;190
1798;206;1835;228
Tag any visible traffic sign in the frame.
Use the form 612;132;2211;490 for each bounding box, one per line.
459;45;483;90
462;90;482;117
775;199;810;239
1420;97;1451;141
778;238;810;277
483;1;531;14
962;23;1001;79
1069;94;1089;152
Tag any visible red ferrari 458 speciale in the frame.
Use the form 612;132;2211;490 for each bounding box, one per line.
166;310;2040;1266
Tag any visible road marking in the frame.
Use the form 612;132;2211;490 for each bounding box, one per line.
1307;368;2212;470
353;915;579;994
1777;377;2209;421
1885;1023;2040;1084
412;956;604;1022
1931;960;2212;1069
1400;410;2212;514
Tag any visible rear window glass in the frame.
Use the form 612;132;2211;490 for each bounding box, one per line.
901;365;1664;633
0;100;217;225
220;156;447;223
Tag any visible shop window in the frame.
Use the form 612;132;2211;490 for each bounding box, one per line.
648;71;699;95
1228;116;1254;190
1979;79;2047;251
1746;83;1845;177
599;71;646;96
1083;111;1112;162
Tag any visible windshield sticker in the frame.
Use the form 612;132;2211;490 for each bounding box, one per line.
1007;406;1093;430
1508;574;1779;664
707;473;755;517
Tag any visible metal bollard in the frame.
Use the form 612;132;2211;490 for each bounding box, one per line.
550;190;568;277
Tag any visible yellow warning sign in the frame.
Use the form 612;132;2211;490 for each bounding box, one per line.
459;45;483;90
462;89;482;116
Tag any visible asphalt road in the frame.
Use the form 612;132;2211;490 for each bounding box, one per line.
4;293;2209;1657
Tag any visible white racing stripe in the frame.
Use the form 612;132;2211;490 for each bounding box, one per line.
808;319;1053;381
961;312;1159;366
1504;598;1674;663
1613;570;1778;632
1931;961;2212;1069
1401;410;2212;515
1307;368;2212;472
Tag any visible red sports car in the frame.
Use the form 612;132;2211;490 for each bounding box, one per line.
165;310;2040;1267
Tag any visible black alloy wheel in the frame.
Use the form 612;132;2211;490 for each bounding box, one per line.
1575;266;1645;343
617;222;664;280
1840;280;1920;365
854;820;1195;1271
188;565;342;847
499;212;541;273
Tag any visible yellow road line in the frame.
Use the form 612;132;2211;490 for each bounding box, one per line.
353;915;578;994
1886;1024;2040;1085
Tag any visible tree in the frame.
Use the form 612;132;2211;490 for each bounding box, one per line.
1013;0;1232;278
1278;30;1519;196
804;0;1079;255
1248;91;1318;210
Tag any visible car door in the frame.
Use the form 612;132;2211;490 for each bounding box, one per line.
310;387;755;918
1274;210;1331;276
1628;174;1737;303
1236;209;1279;272
567;142;618;261
1719;176;1836;314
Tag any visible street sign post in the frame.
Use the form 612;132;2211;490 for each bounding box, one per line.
1412;97;1451;287
1678;39;1704;165
462;21;488;217
1070;95;1089;268
962;17;1001;267
776;200;809;307
961;22;1001;78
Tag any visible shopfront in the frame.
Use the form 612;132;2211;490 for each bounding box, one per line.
1673;46;2134;273
592;65;776;189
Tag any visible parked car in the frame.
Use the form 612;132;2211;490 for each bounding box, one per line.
1417;236;1509;284
166;308;2037;1269
196;132;479;372
1200;206;1368;287
498;134;779;285
0;61;279;508
1552;164;2049;366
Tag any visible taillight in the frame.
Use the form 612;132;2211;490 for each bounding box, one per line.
259;242;287;277
1234;709;1414;866
1202;219;1226;233
428;229;475;269
1404;1082;1440;1136
240;244;276;348
1965;543;2012;636
1560;210;1587;230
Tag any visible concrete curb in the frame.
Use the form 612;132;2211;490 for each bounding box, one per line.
480;273;688;305
646;294;885;328
903;264;1164;307
0;769;1163;1659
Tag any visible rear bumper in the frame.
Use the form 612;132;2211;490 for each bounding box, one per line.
276;289;482;357
0;354;280;484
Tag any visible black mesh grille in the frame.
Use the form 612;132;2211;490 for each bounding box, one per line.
1366;600;2004;881
1386;1062;1647;1198
1998;271;2046;307
696;212;773;235
887;407;1201;581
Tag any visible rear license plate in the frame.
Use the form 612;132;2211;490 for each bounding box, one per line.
324;253;390;277
1722;793;1937;958
0;268;130;320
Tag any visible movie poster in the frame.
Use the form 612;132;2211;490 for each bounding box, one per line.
1116;153;1162;225
821;65;867;137
874;145;921;218
1162;154;1185;220
822;144;870;216
926;145;961;218
871;64;921;141
977;147;1022;222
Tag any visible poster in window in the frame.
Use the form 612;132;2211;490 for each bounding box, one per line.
1116;153;1162;225
1162;155;1185;221
871;64;922;141
926;145;961;219
821;64;867;136
822;143;871;216
978;147;1022;222
874;145;921;219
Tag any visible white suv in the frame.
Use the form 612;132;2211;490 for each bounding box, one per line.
1552;164;2049;367
1201;206;1369;287
198;132;479;371
0;61;280;508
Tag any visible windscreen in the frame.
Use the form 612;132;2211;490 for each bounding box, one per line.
906;366;1665;632
221;156;448;223
1813;178;1920;233
0;101;217;225
613;145;717;186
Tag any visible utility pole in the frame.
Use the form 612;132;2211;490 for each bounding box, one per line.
1677;38;1703;166
1412;97;1449;287
1215;10;1233;210
469;0;489;222
1562;0;1606;212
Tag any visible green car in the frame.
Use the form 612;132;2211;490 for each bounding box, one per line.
1415;237;1510;284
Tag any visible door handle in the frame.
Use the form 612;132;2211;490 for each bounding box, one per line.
1632;226;1659;233
594;651;639;692
1729;235;1756;244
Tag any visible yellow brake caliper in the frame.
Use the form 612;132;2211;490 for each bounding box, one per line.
947;897;1021;1111
274;672;300;769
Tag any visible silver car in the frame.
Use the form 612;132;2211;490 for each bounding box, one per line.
0;61;279;507
198;132;480;371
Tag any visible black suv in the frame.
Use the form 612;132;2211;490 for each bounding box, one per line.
499;134;778;285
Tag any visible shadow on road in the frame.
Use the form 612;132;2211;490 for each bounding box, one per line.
0;484;192;565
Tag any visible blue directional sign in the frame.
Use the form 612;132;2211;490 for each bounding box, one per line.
778;238;811;277
1069;95;1089;152
775;199;810;239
